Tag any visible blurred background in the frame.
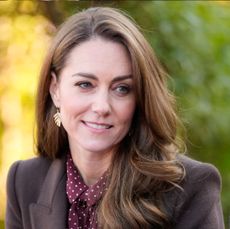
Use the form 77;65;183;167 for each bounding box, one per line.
0;0;229;227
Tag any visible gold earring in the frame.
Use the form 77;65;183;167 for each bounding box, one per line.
53;108;61;127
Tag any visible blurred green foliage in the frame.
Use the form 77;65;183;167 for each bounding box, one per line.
0;0;229;227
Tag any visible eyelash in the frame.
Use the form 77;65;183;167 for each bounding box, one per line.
75;81;93;89
74;81;132;96
113;85;131;96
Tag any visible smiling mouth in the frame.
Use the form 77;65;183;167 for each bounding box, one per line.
82;121;113;130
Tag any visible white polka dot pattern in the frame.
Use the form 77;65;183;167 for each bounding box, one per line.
66;154;107;229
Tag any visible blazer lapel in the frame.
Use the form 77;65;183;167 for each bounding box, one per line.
29;157;68;229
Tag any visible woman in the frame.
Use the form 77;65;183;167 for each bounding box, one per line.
6;7;224;229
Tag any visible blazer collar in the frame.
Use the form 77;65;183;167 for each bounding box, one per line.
29;157;68;229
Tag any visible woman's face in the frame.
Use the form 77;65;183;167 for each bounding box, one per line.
50;37;136;155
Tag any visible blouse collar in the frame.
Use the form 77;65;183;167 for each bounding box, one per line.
66;153;108;207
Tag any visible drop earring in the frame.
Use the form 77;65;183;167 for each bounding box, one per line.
53;108;61;127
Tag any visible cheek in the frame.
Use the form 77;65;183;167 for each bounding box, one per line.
118;100;136;124
59;93;84;118
60;97;74;113
59;87;83;109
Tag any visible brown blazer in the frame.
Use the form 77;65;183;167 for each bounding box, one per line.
5;155;224;229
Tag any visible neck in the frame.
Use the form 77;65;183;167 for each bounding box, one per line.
70;147;114;186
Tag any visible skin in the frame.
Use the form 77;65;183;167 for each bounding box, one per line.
50;37;136;185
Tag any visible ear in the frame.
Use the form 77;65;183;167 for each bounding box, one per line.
49;71;60;107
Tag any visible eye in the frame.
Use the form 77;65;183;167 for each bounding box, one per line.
114;85;131;96
75;81;93;89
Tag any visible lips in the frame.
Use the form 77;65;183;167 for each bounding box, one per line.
82;121;113;130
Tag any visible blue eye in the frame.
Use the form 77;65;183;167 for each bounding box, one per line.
115;85;131;95
75;82;93;89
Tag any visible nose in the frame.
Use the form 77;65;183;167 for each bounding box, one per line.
91;90;111;116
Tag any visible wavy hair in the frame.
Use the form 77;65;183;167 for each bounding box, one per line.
36;7;185;228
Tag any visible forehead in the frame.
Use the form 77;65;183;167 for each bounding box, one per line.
63;37;132;77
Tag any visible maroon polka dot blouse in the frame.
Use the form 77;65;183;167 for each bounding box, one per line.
66;154;107;229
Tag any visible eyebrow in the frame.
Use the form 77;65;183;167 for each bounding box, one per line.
72;72;132;83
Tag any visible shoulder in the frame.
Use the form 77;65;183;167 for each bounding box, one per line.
6;156;67;228
177;154;221;191
165;154;221;207
7;157;53;205
168;154;224;228
7;157;52;185
9;156;52;171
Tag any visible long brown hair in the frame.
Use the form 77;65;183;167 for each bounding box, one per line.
36;7;184;228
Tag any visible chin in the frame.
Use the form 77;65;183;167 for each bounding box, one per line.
82;142;117;154
86;147;113;154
